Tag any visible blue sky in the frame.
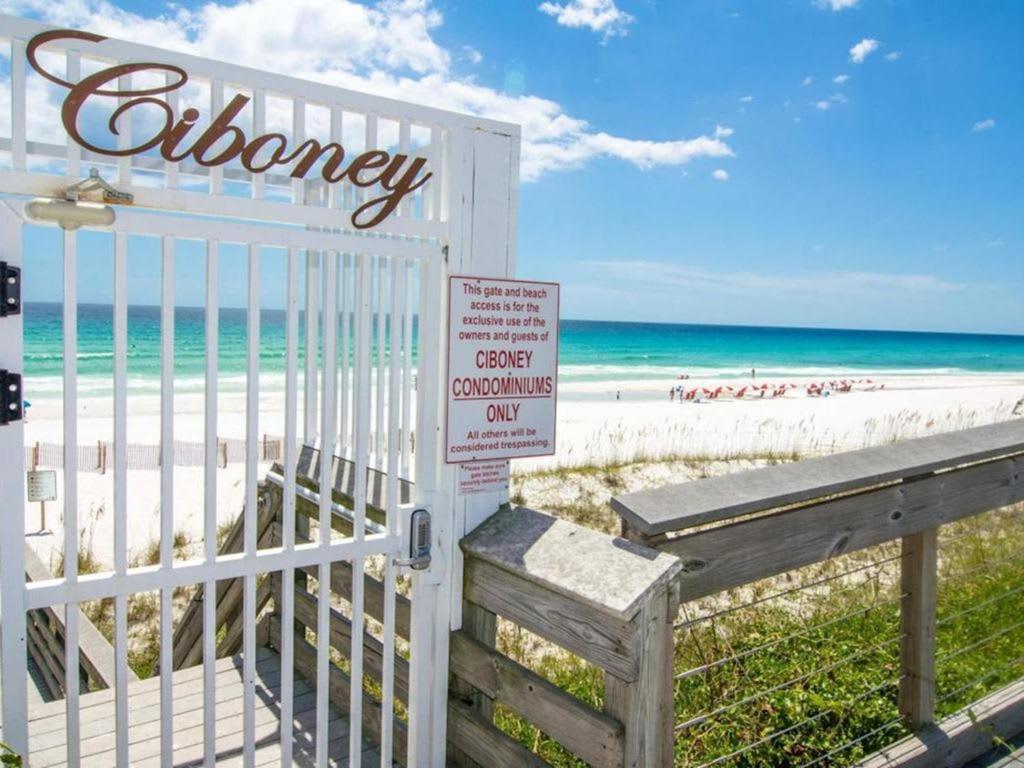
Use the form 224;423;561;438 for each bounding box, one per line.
6;0;1023;334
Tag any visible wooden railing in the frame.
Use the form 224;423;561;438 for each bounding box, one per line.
453;505;682;768
611;419;1024;767
23;544;131;698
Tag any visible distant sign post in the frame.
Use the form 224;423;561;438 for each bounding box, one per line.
445;276;559;465
27;468;57;533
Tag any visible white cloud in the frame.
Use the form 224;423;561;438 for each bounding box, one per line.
972;118;996;133
813;0;860;10
829;92;848;104
816;100;831;111
591;261;965;297
802;76;814;86
849;38;880;63
885;51;901;61
713;125;735;139
537;0;634;42
1;0;732;182
462;45;483;65
739;95;753;103
833;74;850;84
712;169;729;181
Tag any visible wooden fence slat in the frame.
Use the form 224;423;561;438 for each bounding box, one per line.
450;629;624;768
464;556;640;682
446;699;551;768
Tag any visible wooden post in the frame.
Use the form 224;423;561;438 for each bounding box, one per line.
603;580;678;768
899;527;938;730
449;601;498;767
32;441;45;531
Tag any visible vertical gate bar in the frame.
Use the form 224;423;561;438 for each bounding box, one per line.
316;250;339;768
280;246;300;767
159;235;175;767
210;79;225;195
116;74;130;186
406;256;437;766
243;242;261;768
62;228;81;766
376;256;386;468
398;121;411;218
350;252;373;766
65;51;81;178
430;126;443;221
203;239;220;768
0;192;27;758
340;253;351;456
381;257;405;765
423;255;453;767
304;250;319;443
113;231;130;767
165;72;179;189
10;38;26;170
252;89;266;200
400;260;413;480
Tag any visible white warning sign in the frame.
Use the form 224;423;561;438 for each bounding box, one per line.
445;275;559;464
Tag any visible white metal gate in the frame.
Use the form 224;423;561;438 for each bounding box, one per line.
0;13;520;767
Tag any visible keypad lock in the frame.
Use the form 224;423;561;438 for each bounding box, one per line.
395;508;431;570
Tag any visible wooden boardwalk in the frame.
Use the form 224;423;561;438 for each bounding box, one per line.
2;648;387;767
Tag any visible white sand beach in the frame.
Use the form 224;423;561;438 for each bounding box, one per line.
21;370;1024;571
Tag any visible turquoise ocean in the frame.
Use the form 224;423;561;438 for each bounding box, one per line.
21;303;1024;398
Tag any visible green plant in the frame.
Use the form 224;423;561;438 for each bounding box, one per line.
0;741;22;766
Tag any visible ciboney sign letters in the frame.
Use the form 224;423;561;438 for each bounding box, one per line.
26;29;432;230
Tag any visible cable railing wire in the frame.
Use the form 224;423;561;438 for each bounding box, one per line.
935;617;1024;666
676;594;904;682
694;676;903;768
675;633;907;733
937;650;1024;706
936;582;1024;627
674;554;902;630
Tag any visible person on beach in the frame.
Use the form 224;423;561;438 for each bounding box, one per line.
669;388;674;402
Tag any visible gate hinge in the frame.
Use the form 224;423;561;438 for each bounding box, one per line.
0;370;23;425
0;261;20;317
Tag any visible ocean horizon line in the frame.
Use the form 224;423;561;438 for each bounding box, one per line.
22;302;1024;340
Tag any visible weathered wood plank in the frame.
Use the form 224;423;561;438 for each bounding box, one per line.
24;544;128;689
173;486;278;669
464;556;641;681
27;648;275;726
26;652;282;748
268;615;409;766
899;528;938;731
667;455;1024;602
216;572;274;658
604;583;677;768
449;601;498;768
285;577;411;705
859;679;1024;768
446;698;551;768
613;419;1024;536
462;506;682;621
450;629;624;768
290;443;412;522
278;523;413;640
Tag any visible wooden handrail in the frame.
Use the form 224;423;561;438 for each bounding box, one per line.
611;419;1024;538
